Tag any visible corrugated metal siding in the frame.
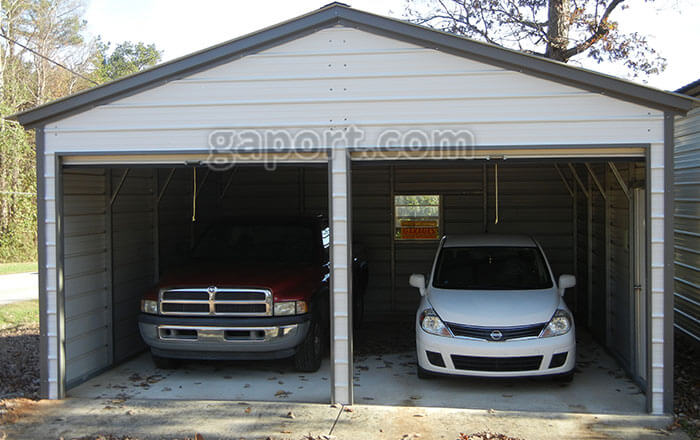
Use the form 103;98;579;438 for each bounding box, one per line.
354;162;575;318
158;165;328;273
158;168;195;271
62;168;109;386
45;27;663;151
674;107;700;341
110;168;155;362
590;164;607;343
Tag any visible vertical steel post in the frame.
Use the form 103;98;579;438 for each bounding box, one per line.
329;147;353;405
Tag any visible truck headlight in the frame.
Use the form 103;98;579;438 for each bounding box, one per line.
141;299;158;315
540;309;572;338
419;308;452;337
274;301;308;316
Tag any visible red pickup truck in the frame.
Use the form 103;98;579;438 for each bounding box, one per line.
138;217;368;372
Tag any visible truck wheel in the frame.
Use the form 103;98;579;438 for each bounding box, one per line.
151;352;178;370
294;318;323;372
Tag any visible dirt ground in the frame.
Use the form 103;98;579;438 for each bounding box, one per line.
0;323;39;399
673;333;700;439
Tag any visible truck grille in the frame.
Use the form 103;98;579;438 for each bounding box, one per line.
445;322;546;341
451;355;543;372
159;288;272;316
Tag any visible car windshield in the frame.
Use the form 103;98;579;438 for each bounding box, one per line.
432;246;553;290
192;222;316;264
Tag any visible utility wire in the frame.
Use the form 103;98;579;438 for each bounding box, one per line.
0;33;99;85
0;191;36;196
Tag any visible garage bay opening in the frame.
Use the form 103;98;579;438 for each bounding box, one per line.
349;160;650;414
59;163;334;403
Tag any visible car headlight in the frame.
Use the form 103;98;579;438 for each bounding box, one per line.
141;299;158;315
540;309;572;338
419;308;452;337
274;300;308;316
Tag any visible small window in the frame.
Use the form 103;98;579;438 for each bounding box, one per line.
394;195;440;240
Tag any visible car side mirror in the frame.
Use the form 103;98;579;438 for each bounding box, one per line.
409;273;427;297
558;274;576;296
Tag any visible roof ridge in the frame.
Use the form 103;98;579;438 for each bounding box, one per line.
11;4;695;127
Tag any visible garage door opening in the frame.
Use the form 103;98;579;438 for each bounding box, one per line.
58;162;334;403
349;159;650;413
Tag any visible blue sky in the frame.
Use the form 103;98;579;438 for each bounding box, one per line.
85;0;699;91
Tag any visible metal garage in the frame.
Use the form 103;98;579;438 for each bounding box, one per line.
13;3;695;415
674;79;700;342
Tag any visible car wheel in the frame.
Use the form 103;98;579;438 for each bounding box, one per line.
416;364;433;379
554;371;574;383
151;352;178;370
294;318;323;372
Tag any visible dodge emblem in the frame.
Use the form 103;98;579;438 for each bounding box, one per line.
490;330;503;341
207;286;217;294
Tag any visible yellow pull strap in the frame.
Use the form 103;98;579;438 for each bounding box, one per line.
192;168;197;222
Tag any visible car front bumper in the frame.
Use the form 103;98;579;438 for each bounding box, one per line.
138;313;311;360
416;323;576;377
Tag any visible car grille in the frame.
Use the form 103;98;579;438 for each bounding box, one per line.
451;355;543;372
445;322;547;341
159;288;272;316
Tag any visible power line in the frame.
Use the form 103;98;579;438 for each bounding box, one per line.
0;191;36;196
0;33;99;85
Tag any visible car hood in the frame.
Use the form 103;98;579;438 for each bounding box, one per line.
158;261;321;302
427;287;559;327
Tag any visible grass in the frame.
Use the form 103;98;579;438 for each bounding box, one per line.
0;300;39;329
0;262;37;276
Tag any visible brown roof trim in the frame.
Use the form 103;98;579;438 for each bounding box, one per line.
12;3;695;127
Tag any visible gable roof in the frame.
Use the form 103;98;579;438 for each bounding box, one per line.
12;2;695;128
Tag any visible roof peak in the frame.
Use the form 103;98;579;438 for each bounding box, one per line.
320;2;351;8
11;4;694;127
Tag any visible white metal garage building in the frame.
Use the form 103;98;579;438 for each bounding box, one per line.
13;3;696;415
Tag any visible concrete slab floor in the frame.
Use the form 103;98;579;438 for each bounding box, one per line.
72;332;644;415
69;356;333;403
352;335;645;414
0;399;688;440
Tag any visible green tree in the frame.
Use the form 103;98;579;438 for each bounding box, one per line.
91;39;162;82
0;1;161;262
405;0;666;78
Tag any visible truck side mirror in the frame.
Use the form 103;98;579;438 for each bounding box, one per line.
409;273;427;297
558;274;576;296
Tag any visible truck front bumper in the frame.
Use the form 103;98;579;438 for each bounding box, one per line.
138;313;311;360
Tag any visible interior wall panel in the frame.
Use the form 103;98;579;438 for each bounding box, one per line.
62;168;109;386
110;168;155;363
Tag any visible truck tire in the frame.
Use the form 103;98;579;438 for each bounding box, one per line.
294;318;323;372
151;352;178;370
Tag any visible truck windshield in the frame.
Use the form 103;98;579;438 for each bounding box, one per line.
432;246;553;290
192;223;316;264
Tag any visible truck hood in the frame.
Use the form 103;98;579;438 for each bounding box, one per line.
427;287;559;327
158;261;322;302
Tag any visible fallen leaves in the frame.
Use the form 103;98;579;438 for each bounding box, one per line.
0;324;40;399
458;433;524;440
274;390;291;398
